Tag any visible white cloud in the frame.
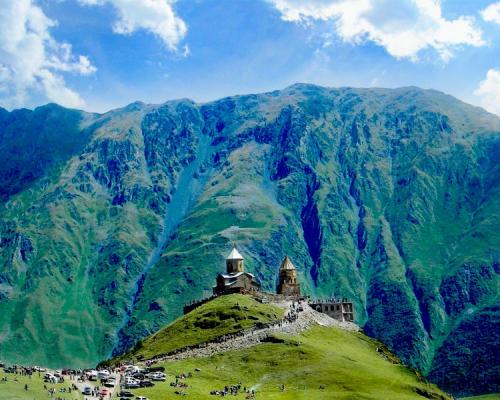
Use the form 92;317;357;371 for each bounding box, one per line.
0;0;96;109
481;2;500;24
474;69;500;116
78;0;187;52
267;0;484;61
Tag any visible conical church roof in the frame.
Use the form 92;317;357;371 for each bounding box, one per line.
280;255;296;270
226;247;243;260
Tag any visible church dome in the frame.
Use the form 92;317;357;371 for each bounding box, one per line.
226;247;243;260
279;255;296;270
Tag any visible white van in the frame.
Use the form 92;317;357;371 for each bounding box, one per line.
88;370;98;381
98;370;110;380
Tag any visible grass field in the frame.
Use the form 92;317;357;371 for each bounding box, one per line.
0;371;83;400
114;294;283;362
112;325;451;400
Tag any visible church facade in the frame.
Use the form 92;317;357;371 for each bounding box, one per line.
213;248;261;295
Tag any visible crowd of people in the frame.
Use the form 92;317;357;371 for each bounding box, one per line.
170;372;191;389
285;302;301;323
1;363;114;399
46;386;75;400
84;385;103;397
210;383;257;397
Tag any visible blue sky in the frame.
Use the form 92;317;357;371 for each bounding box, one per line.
1;0;499;114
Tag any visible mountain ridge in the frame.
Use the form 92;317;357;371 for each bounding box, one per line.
0;84;498;397
6;83;500;121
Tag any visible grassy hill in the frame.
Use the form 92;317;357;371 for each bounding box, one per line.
114;294;283;362
111;295;451;400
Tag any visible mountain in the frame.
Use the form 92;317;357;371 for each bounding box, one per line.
108;293;452;400
0;85;498;396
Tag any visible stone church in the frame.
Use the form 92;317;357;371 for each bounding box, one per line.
213;247;303;298
185;247;355;323
213;248;261;295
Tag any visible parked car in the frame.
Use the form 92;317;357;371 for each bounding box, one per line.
99;388;109;397
44;373;62;383
125;365;142;374
98;369;110;380
140;380;154;387
104;376;116;387
125;378;140;389
118;391;134;398
87;370;98;381
136;397;149;400
146;366;164;372
82;387;92;395
150;372;166;381
53;373;63;381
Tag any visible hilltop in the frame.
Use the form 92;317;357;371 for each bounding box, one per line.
0;84;498;396
114;294;283;362
108;294;451;400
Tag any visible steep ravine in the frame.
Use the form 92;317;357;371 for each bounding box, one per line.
113;128;213;355
301;175;323;284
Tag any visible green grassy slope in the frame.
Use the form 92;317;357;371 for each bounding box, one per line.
0;101;201;367
428;305;500;397
115;294;282;361
0;370;82;400
117;325;451;400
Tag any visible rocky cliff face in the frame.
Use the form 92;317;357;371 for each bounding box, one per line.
0;85;498;396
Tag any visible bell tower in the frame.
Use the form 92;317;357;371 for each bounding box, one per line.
226;247;244;274
277;255;301;297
